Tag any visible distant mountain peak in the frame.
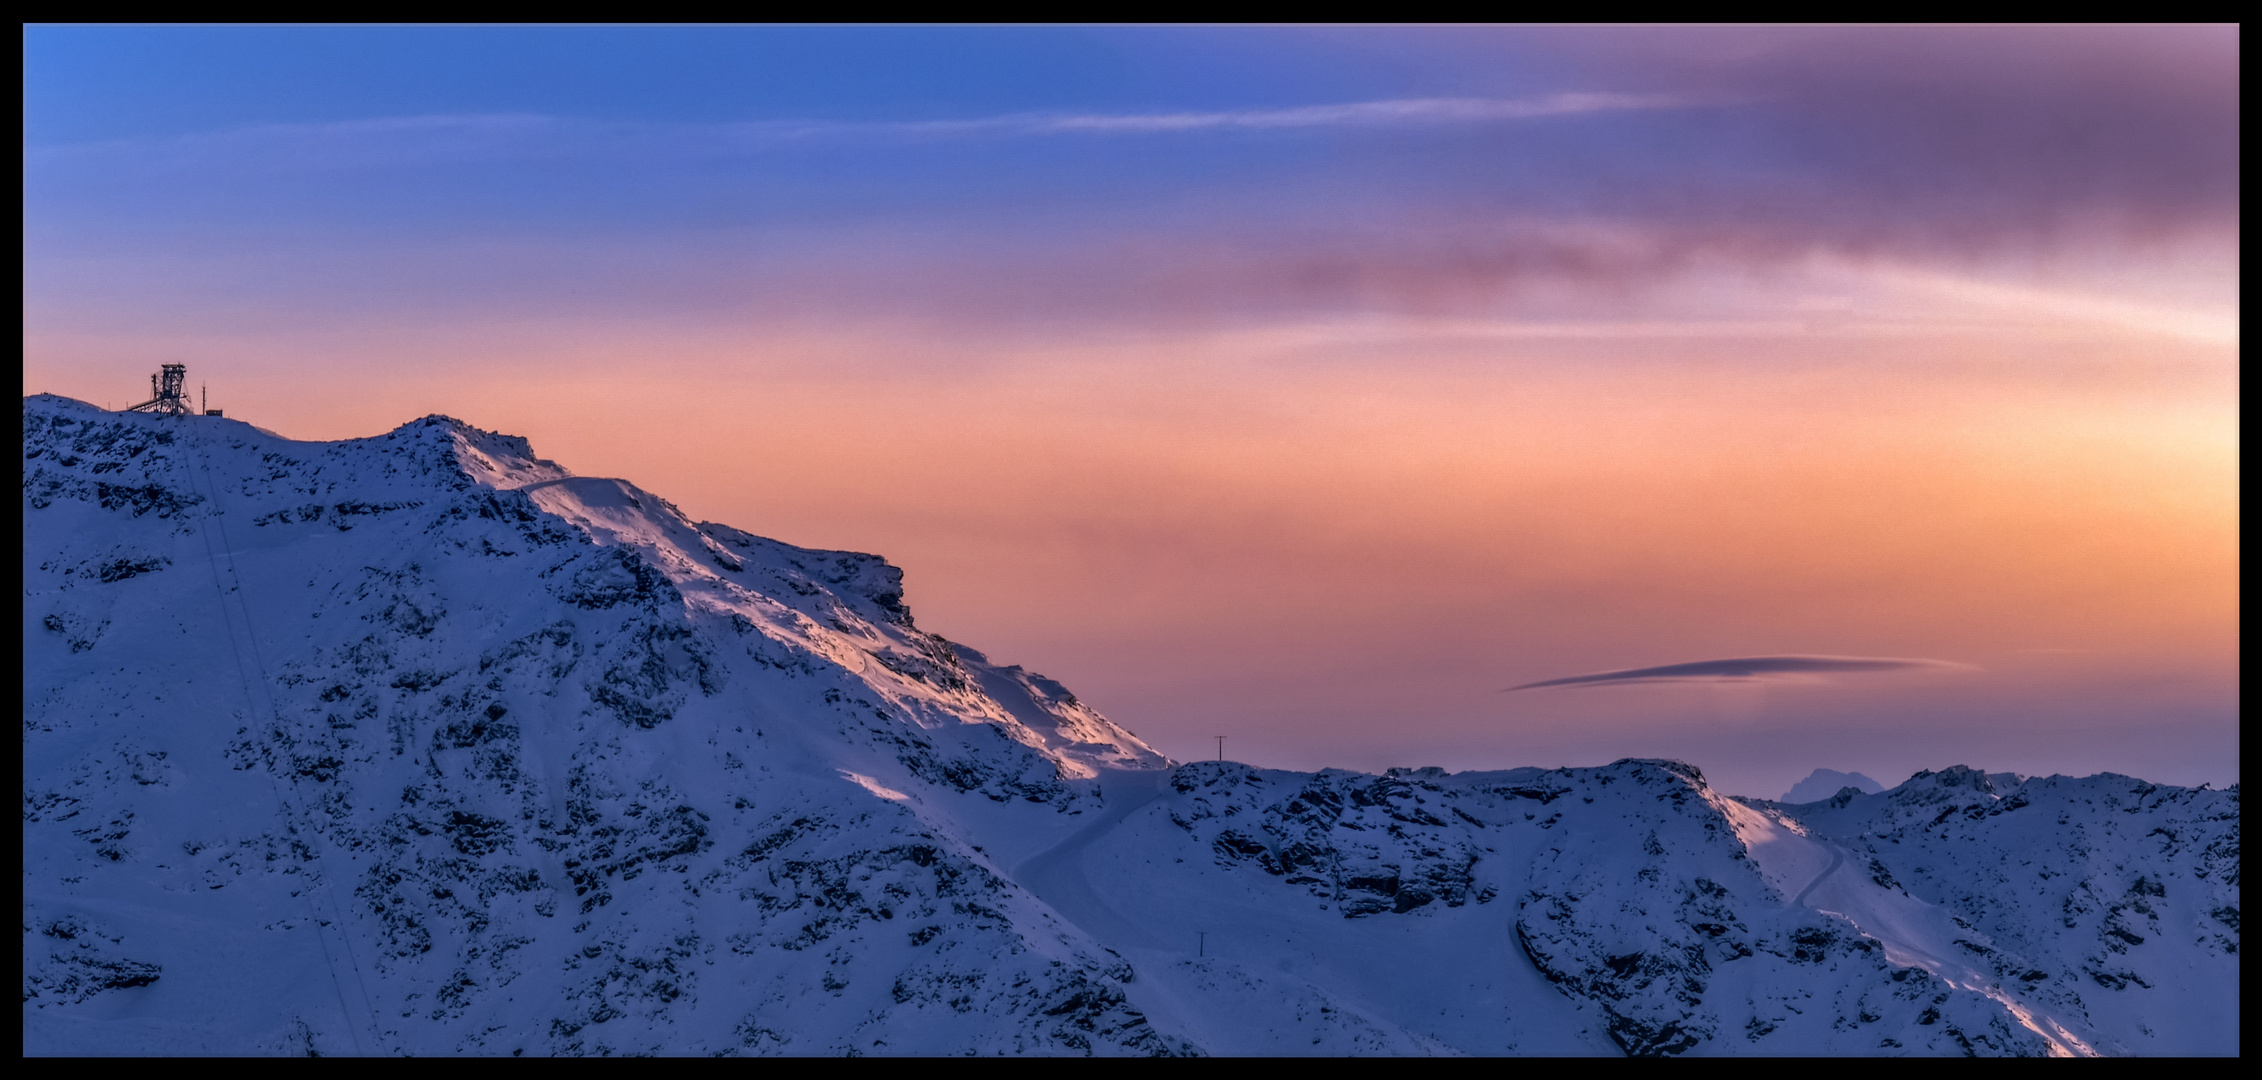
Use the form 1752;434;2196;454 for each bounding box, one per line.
1780;768;1885;804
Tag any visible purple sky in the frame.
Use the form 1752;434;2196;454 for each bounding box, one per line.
23;26;2240;796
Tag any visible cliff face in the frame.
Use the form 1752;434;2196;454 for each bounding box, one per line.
21;396;2237;1056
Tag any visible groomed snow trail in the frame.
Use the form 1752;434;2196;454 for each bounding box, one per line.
1011;769;1173;951
1791;844;1846;908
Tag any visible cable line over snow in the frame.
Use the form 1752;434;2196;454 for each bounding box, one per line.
175;410;386;1055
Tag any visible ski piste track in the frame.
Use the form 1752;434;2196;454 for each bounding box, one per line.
1012;769;1173;952
1792;844;1846;908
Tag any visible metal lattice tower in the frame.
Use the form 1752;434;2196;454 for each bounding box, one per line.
125;364;195;416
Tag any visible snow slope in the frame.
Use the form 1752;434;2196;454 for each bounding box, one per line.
22;397;2237;1056
1757;767;2239;1054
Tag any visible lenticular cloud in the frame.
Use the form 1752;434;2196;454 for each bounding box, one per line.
1506;654;1970;691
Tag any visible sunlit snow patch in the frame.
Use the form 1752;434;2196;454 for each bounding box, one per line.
843;771;914;803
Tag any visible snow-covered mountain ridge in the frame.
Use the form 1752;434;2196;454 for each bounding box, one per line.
22;397;2238;1056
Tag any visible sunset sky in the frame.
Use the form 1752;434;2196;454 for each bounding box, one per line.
23;26;2238;796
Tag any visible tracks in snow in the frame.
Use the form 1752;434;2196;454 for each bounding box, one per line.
1010;769;1173;950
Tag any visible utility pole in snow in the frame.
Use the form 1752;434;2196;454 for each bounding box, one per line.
1215;736;1225;762
1198;931;1206;957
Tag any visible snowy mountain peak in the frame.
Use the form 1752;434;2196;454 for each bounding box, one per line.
1906;765;2014;795
22;397;2235;1056
1782;768;1885;804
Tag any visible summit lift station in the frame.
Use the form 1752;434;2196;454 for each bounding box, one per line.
125;364;222;417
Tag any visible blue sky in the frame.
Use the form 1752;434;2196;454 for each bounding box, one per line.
24;27;1601;140
28;25;2236;333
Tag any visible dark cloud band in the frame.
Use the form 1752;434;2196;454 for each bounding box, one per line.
1507;654;1967;691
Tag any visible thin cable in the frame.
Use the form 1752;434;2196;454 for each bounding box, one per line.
176;418;383;1055
192;423;386;1055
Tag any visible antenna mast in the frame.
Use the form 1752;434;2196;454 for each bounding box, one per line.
124;364;195;416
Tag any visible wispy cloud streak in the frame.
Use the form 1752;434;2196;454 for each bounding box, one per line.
25;92;1693;161
1507;655;1974;691
1869;267;2239;346
990;93;1692;134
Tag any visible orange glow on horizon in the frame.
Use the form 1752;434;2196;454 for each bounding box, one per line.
22;296;2239;782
